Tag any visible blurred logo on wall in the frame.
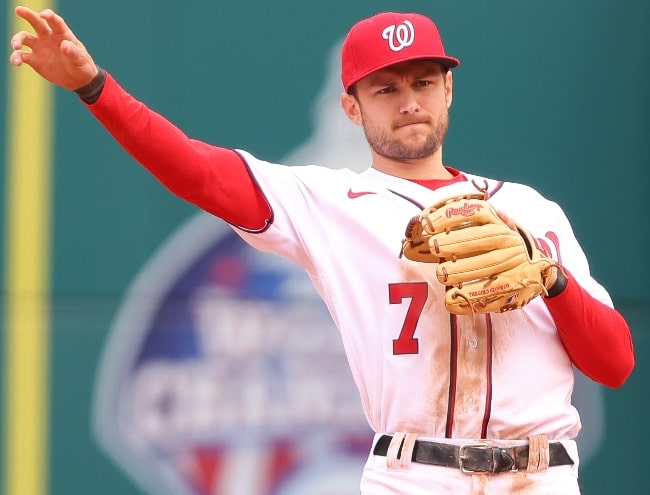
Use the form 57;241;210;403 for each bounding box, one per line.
92;213;372;495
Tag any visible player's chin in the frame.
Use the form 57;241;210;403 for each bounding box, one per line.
392;144;438;161
398;135;434;153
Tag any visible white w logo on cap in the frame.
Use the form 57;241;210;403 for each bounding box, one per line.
382;20;415;52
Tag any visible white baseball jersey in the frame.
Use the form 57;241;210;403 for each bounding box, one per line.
233;150;612;444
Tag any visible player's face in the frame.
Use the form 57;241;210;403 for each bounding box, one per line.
345;61;452;161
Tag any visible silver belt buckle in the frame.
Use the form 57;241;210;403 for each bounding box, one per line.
458;442;491;474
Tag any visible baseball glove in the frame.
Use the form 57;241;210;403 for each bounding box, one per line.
401;193;559;315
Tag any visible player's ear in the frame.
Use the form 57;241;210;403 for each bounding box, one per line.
445;70;453;108
340;91;363;125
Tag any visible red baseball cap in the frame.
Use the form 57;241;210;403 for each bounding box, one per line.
341;12;460;92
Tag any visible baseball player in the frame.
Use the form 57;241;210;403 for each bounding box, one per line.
10;7;635;494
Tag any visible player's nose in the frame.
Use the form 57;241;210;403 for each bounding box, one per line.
399;89;421;114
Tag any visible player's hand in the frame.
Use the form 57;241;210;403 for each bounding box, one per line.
9;6;98;90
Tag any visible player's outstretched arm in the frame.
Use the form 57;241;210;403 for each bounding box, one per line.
10;6;272;230
9;6;97;90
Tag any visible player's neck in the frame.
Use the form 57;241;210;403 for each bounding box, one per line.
370;149;453;181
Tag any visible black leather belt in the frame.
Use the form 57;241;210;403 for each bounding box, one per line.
373;435;574;473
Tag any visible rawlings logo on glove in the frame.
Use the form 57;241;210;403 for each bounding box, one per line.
401;193;561;316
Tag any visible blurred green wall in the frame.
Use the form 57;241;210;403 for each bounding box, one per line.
2;0;648;493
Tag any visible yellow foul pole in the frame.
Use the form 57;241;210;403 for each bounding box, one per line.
4;2;54;495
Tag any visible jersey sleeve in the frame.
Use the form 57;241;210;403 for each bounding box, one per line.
228;151;346;272
82;71;272;230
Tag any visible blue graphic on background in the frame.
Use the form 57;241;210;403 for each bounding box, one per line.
93;215;372;495
137;231;291;363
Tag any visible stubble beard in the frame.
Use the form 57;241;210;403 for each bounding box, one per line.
362;110;449;161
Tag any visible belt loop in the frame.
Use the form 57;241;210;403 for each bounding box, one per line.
386;432;406;470
399;433;418;469
527;434;550;473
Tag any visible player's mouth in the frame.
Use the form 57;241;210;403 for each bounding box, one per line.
393;117;431;129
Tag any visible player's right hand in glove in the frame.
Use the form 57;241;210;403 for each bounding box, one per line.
401;194;565;315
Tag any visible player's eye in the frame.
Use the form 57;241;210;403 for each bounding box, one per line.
376;86;394;95
415;80;432;88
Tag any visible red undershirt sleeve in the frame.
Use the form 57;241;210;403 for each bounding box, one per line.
83;72;272;231
544;276;635;388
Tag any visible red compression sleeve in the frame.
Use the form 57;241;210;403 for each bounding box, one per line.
544;276;635;388
83;72;272;231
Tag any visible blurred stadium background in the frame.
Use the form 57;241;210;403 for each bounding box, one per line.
2;0;649;494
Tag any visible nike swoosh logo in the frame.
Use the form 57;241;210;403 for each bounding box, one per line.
348;189;377;199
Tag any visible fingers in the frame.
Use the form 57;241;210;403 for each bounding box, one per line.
10;6;97;88
10;30;37;50
15;6;51;36
9;31;33;67
10;50;29;67
39;8;73;36
11;7;77;68
15;6;72;38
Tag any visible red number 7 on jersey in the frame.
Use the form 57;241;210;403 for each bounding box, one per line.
389;282;428;355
